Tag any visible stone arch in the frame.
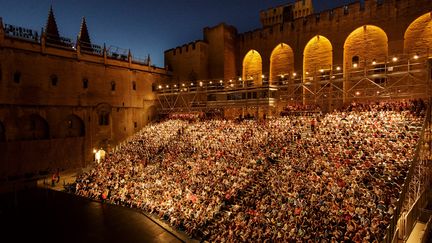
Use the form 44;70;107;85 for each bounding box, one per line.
270;43;294;84
0;121;5;142
17;114;49;140
96;103;111;126
404;12;432;57
242;50;262;86
54;114;85;138
303;35;333;78
344;25;388;71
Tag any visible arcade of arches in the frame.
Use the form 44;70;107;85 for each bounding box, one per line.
240;12;432;89
2;114;86;141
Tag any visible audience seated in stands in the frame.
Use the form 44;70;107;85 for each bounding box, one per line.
75;99;426;242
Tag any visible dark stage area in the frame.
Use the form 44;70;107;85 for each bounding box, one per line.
0;188;184;243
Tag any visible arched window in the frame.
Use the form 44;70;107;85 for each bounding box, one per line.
111;81;116;91
50;75;58;86
0;121;5;142
13;71;21;84
83;78;88;89
98;111;110;126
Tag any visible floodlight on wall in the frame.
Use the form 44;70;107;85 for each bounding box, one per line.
305;72;309;75
238;77;242;81
372;60;377;65
174;84;177;87
336;66;341;71
182;83;185;87
319;69;324;73
392;57;398;62
209;81;213;84
158;85;162;89
355;91;360;96
261;74;265;78
413;54;419;60
199;82;203;87
353;63;358;68
190;82;194;86
292;72;297;77
166;85;169;88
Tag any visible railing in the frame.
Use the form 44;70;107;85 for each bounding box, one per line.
78;40;102;55
46;34;75;49
3;23;39;42
106;46;128;60
156;54;431;113
3;22;152;67
132;56;150;65
383;98;432;243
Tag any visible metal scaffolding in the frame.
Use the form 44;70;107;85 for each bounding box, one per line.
156;55;432;116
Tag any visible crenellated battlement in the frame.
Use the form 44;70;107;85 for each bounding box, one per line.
164;40;207;56
238;0;432;42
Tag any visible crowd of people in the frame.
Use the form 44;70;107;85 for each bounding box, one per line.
75;100;426;242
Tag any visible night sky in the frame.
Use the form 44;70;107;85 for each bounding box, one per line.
0;0;354;67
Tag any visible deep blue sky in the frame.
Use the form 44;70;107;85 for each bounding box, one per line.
0;0;353;67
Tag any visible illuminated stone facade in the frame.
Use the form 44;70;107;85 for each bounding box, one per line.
0;8;168;182
163;0;432;115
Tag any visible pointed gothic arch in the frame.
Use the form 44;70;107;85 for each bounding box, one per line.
303;35;333;78
270;43;294;84
344;25;388;71
404;12;432;57
242;50;263;86
17;114;49;140
54;115;85;138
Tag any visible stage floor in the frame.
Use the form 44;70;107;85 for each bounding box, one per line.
0;188;190;243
